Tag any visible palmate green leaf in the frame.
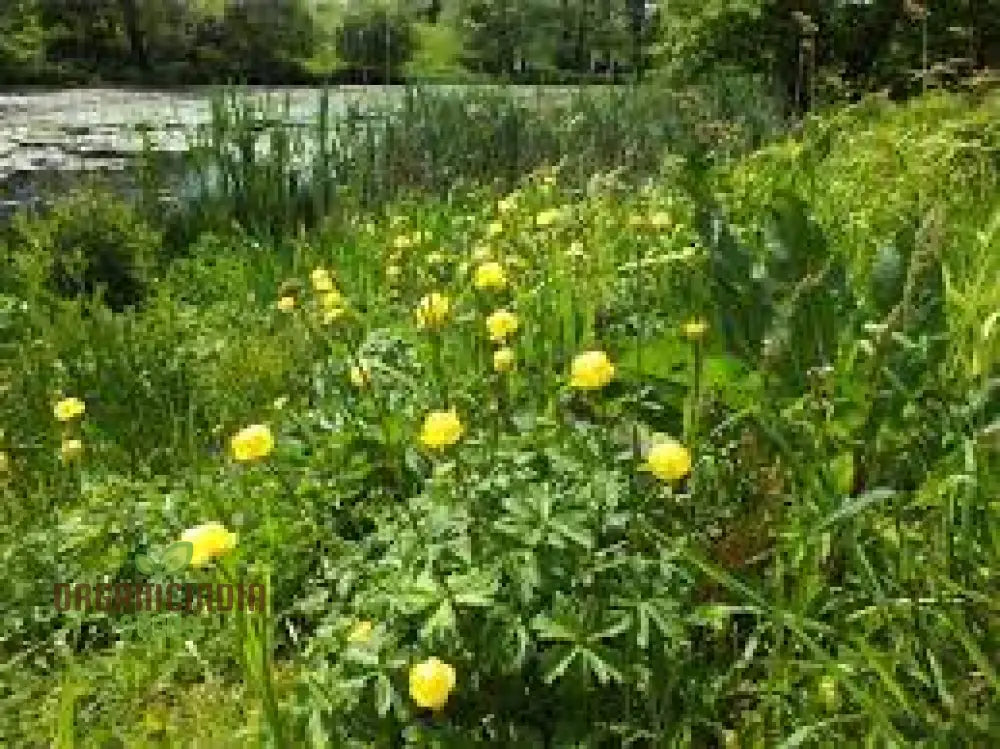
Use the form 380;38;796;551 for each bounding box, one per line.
419;600;456;641
446;569;498;607
540;644;579;684
391;572;441;615
580;645;624;685
531;614;578;643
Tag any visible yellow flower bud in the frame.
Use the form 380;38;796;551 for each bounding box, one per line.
493;347;515;372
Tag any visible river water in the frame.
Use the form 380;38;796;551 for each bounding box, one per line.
0;85;562;216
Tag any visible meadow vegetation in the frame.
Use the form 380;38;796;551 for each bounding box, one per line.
0;80;998;746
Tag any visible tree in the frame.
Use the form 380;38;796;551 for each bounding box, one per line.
336;7;416;82
0;0;46;82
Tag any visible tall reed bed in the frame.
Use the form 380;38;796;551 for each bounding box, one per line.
145;81;783;248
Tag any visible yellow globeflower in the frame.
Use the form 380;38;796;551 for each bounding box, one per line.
419;409;463;450
180;522;237;568
644;439;692;482
415;292;451;330
486;221;503;238
474;261;507;291
60;438;83;462
323;307;347;324
569;350;615;390
649;212;672;229
493;347;515;372
498;194;518;214
52;398;87;421
409;657;456;711
394;234;412;250
230;424;274;462
277;296;296;312
349;364;370;389
347;620;374;644
681;319;708;341
54;397;85;422
319;289;344;311
485;309;519;342
535;207;563;228
311;268;335;292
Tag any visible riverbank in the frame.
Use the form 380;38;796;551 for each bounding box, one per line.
0;88;997;746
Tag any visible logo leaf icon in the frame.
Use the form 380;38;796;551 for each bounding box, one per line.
134;553;157;576
161;541;193;573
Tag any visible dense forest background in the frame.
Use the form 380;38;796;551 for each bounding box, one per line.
1;1;999;106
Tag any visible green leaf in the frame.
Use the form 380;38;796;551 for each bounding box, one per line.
446;570;498;607
531;614;578;643
161;541;194;573
420;600;456;641
374;673;393;718
134;553;158;576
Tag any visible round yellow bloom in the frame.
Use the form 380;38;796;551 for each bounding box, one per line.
569;350;615;390
498;194;518;214
347;620;374;644
60;438;83;462
645;439;692;482
493;347;515;372
535;208;563;228
566;240;586;259
681;319;708;341
230;424;274;462
349;364;370;389
180;522;237;568
311;268;335;292
415;292;451;330
486;221;503;238
322;306;347;325
419;409;463;450
394;234;412;250
319;290;344;311
485;309;519;342
54;397;85;422
649;212;672;229
277;296;296;312
409;657;456;711
474;262;507;291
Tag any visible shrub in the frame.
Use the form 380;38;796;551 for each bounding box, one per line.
5;186;160;311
